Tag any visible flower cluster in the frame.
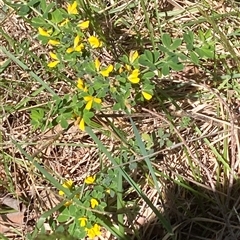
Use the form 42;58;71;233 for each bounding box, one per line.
37;0;155;134
58;175;103;239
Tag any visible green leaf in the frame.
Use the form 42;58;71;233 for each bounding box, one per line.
57;115;69;129
0;59;10;73
28;0;40;7
18;5;31;16
168;61;183;71
162;63;170;76
144;50;153;63
42;3;56;18
40;0;47;12
57;208;71;222
138;56;156;70
158;45;168;53
183;31;194;45
31;17;48;27
162;33;172;48
153;50;160;62
190;51;199;65
142;71;155;80
50;9;64;23
169;38;182;50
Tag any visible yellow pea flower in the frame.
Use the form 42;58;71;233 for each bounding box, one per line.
59;18;70;26
128;69;140;83
85;175;96;184
100;64;113;77
88;36;102;48
142;91;152;100
67;1;78;14
86;224;101;239
95;58;101;72
77;78;88;92
129;50;139;64
90;198;99;208
48;39;60;46
48;52;60;68
78;20;90;30
79;217;87;227
38;27;52;37
95;58;113;77
58;179;73;196
67;35;84;53
84;96;102;110
125;64;132;71
79;118;85;131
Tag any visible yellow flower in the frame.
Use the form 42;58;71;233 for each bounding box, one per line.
79;217;87;227
128;69;140;83
129;50;139;64
95;58;113;77
142;91;152;100
78;20;90;30
79;118;85;131
88;36;102;48
67;35;84;53
77;78;88;92
84;96;102;110
48;52;60;68
85;175;96;184
86;224;101;239
59;18;70;26
100;64;113;77
106;189;111;194
67;1;78;14
58;179;74;196
48;39;60;46
64;200;73;207
90;198;99;208
95;58;101;72
38;27;52;37
125;64;132;71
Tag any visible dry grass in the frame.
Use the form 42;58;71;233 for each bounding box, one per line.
1;0;240;239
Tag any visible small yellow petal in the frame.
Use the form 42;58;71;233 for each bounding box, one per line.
86;224;101;239
88;36;102;48
64;200;72;207
128;69;140;84
90;198;99;208
75;43;84;52
93;97;102;104
78;20;90;30
67;1;78;14
84;96;93;102
119;66;124;74
59;18;69;26
59;190;64;196
125;64;131;71
85;99;93;110
79;118;85;131
48;61;59;68
74;35;80;48
66;47;74;53
95;58;101;72
85;175;96;184
142;91;152;100
49;52;58;60
129;50;139;64
62;180;73;189
38;27;50;37
79;217;87;227
100;64;113;77
48;39;60;46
